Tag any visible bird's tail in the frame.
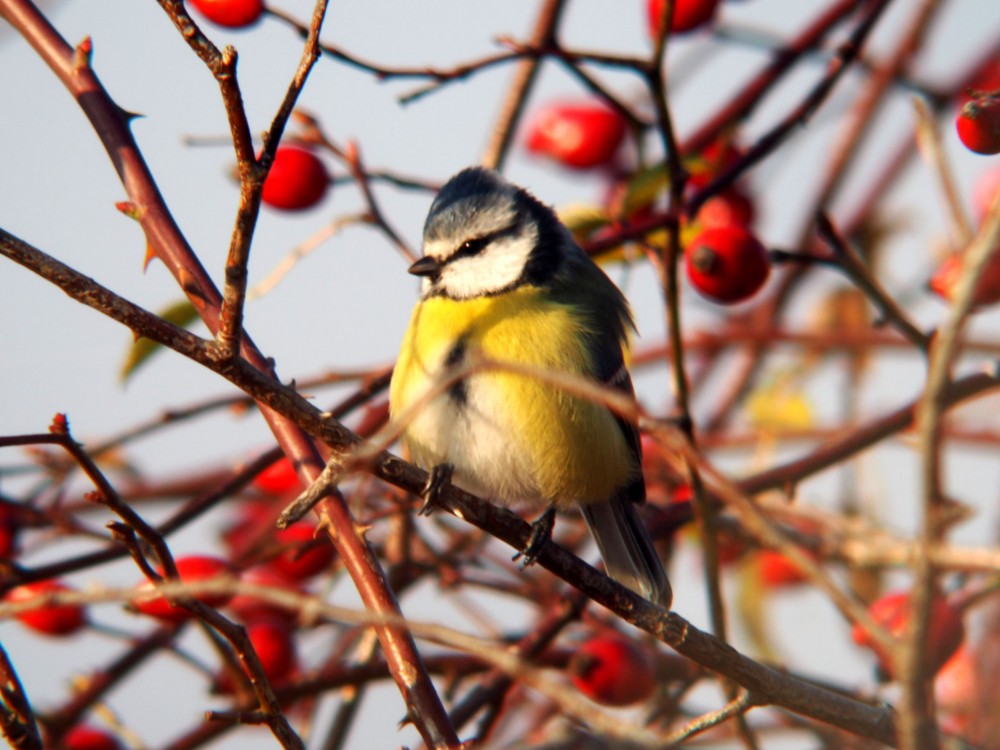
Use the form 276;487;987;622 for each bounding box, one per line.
580;495;672;608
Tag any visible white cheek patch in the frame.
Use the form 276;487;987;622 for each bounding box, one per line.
438;232;537;299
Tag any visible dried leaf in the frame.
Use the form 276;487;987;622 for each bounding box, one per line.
120;298;199;382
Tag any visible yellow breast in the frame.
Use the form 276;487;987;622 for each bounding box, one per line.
389;286;635;505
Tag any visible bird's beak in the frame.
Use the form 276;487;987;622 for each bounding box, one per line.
408;256;442;278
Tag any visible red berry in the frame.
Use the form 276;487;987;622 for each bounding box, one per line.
188;0;264;28
135;555;238;622
684;225;770;303
851;590;964;679
960;56;1000;105
647;0;720;35
271;523;336;581
525;102;627;170
252;456;302;495
755;550;809;589
218;617;298;691
7;580;87;636
668;484;693;505
262;146;330;211
935;645;978;736
956;96;1000;155
248;618;297;682
569;635;655;706
222;500;275;560
929;246;1000;309
228;566;302;624
695;187;756;230
63;726;124;750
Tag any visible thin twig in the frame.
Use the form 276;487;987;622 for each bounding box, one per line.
903;187;1000;750
664;690;758;746
216;0;331;360
481;0;566;171
815;212;931;352
0;226;902;747
686;0;894;217
248;213;368;300
912;96;972;249
0;3;459;741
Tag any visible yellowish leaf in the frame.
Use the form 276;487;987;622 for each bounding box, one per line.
747;380;813;431
120;298;199;382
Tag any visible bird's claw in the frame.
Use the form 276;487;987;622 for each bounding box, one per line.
418;463;453;516
513;505;556;568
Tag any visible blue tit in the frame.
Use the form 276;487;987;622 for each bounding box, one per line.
389;167;671;607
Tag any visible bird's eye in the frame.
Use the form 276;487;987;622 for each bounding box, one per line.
455;237;488;259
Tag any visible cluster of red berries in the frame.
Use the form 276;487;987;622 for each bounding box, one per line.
3;456;336;712
526;109;770;304
185;2;331;211
935;59;1000;310
523;3;771;307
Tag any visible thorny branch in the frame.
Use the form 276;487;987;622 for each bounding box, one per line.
3;1;1000;748
0;2;459;747
0;225;905;745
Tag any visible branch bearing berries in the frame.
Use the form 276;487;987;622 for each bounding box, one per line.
956;95;1000;155
262;146;330;211
684;225;770;303
188;0;264;29
525;102;627;170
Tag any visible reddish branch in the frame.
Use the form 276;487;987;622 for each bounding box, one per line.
3;0;1000;746
0;2;459;747
0;224;915;745
482;0;567;171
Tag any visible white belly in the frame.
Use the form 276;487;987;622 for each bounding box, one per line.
404;372;548;508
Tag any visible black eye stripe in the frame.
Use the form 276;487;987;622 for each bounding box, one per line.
447;223;522;264
455;236;489;259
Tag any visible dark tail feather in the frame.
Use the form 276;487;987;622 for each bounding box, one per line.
580;495;672;608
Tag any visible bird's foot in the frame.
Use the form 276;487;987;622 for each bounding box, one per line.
418;463;453;516
513;505;556;568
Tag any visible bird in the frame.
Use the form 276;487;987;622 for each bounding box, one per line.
389;166;671;608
